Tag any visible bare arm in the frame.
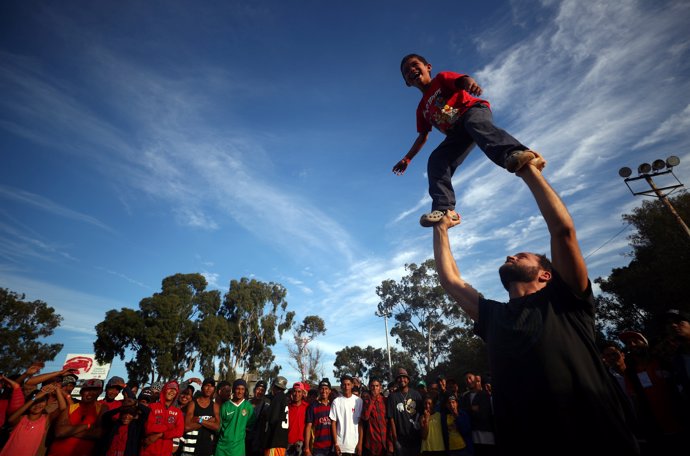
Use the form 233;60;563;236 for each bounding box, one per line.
393;132;429;175
26;368;75;386
304;422;313;455
517;162;588;294
201;401;221;432
184;399;200;432
433;212;480;321
454;75;483;96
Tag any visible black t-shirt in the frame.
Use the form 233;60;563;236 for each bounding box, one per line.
259;391;288;449
476;271;639;454
386;388;423;447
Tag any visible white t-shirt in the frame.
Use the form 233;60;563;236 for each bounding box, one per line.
329;394;363;453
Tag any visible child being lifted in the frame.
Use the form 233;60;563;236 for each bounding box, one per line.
393;54;545;227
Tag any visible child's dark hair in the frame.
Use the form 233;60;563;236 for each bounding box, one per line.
400;54;429;75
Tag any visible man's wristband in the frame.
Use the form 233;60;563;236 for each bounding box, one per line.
198;417;203;424
402;157;411;164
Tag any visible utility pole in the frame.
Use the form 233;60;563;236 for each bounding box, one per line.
618;156;689;241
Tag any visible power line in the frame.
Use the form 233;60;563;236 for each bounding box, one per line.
584;223;632;260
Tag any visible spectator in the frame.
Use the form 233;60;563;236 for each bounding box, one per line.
304;378;334;456
663;309;690;409
287;382;308;456
440;395;472;456
101;399;150;456
1;384;66;456
101;376;126;411
420;394;444;456
0;374;26;429
215;382;232;407
141;381;185;456
215;379;254;456
259;376;289;455
387;368;422;456
459;372;495;456
329;374;363;456
246;380;269;456
360;377;390;456
138;387;155;407
182;378;219;456
47;378;106;456
416;380;428;397
62;374;78;397
620;329;684;453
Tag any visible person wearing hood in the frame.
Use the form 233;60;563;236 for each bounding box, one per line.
141;380;185;456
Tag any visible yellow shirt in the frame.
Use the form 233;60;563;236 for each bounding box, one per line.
421;412;444;452
446;414;466;450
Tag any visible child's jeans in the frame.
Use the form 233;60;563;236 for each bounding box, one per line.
427;104;526;211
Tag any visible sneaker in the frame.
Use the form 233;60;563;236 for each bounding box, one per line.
505;150;545;173
419;210;459;227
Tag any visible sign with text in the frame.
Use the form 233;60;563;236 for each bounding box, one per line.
62;353;111;380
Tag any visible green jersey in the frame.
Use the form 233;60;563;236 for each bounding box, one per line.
215;399;255;456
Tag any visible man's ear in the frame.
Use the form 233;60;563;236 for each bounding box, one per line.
538;270;552;283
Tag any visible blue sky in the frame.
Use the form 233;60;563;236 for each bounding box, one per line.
1;0;689;384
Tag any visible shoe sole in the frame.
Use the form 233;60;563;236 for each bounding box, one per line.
419;212;459;227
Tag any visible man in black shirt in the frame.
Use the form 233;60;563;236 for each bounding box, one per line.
432;155;639;455
259;376;289;455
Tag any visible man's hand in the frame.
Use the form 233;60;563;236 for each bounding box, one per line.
515;152;547;178
392;158;410;175
437;210;462;230
457;76;483;96
144;433;163;446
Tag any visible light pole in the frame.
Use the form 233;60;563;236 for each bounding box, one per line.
618;156;690;240
376;307;393;381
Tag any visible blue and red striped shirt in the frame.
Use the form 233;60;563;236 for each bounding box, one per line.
305;401;333;449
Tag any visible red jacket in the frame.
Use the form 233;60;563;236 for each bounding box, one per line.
140;381;184;456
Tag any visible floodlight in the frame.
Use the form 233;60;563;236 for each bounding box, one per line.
618;167;632;178
666;156;680;168
637;163;652;174
652;159;666;171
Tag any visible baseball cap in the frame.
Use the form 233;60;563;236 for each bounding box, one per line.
417;380;427;387
665;309;690;323
318;378;331;388
293;382;304;390
618;330;649;346
273;376;288;390
396;368;410;379
106;376;125;389
254;380;267;390
63;374;78;385
81;379;103;390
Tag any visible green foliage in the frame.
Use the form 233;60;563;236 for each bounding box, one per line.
217;278;294;381
333;345;416;385
0;288;63;374
595;192;690;343
376;259;474;376
94;274;293;383
94;273;220;383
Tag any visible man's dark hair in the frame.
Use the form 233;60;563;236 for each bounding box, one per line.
535;254;553;273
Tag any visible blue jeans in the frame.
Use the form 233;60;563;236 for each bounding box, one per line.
427;104;526;211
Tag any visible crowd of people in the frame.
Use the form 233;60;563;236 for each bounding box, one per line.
1;316;689;456
0;363;495;456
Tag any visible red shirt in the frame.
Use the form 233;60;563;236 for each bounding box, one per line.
287;401;308;444
416;71;489;134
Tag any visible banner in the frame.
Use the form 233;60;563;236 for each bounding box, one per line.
62;353;111;381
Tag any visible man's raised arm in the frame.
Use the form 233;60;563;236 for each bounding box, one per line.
517;158;589;294
433;212;480;321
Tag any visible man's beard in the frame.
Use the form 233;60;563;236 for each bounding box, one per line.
498;263;540;291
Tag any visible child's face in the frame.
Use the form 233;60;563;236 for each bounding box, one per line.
402;57;432;88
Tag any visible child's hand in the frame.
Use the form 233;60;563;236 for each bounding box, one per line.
392;158;410;175
457;76;483;96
